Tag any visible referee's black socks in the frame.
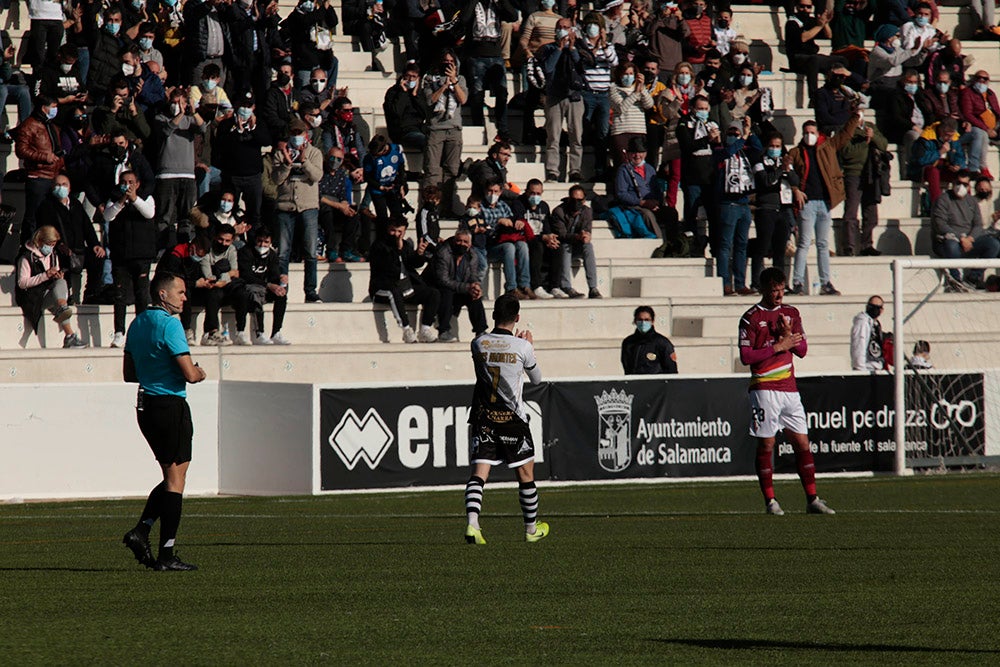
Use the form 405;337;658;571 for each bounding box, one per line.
158;492;184;559
136;482;167;536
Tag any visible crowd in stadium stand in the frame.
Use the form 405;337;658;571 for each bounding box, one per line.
6;0;1000;347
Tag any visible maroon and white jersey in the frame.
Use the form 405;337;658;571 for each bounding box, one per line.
738;303;807;393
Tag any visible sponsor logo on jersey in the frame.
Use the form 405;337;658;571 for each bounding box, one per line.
595;389;634;472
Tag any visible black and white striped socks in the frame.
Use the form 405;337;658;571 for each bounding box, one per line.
519;481;538;532
465;476;485;530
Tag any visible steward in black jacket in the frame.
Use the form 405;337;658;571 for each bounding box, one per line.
621;324;678;375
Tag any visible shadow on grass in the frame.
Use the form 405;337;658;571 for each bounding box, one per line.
0;566;122;573
655;638;1000;654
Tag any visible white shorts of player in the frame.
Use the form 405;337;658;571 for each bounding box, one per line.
748;389;808;438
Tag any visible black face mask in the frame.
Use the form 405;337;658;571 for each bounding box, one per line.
829;74;845;87
643;70;657;80
452;243;469;256
568;199;584;211
111;144;128;160
866;304;882;319
72;115;89;129
276;73;291;88
213;241;228;254
976;191;992;201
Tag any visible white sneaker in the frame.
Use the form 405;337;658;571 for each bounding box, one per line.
402;325;417;343
253;333;274;345
233;331;252;346
110;332;125;348
766;498;785;516
201;331;230;346
549;287;569;299
185;329;196;344
417;324;439;343
533;286;555;299
806;497;836;515
270;331;291;345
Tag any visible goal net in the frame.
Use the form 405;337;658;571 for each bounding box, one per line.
891;259;1000;473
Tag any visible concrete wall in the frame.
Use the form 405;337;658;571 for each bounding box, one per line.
0;382;219;501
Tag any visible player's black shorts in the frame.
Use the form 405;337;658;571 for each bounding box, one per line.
137;393;194;465
470;410;534;468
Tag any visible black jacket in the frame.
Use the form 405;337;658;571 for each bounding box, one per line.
424;240;481;292
108;201;158;261
86;146;156;206
213;118;272;176
223;4;277;70
183;1;231;64
36;196;99;254
279;6;339;72
368;237;428;295
87;30;130;98
261;83;295;141
237;244;281;286
383;85;430;142
621;328;678;375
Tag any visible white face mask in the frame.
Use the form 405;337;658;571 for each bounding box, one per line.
170;102;182;117
256;245;271;255
732;53;747;65
804;133;818;146
954;184;969;198
311;80;326;94
487;193;500;205
60;62;73;73
121;63;136;77
466;207;480;217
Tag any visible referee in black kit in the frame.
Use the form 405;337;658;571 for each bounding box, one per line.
121;272;206;571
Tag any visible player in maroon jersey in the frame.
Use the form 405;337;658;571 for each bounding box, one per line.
738;267;835;516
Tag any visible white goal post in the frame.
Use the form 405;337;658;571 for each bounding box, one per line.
891;258;1000;475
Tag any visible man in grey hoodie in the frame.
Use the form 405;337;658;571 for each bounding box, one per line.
154;88;208;249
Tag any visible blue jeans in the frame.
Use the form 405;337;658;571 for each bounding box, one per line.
717;201;752;289
473;246;488;284
197;165;222;197
934;235;1000;283
0;83;32;131
277;208;319;297
487;241;529;292
468;56;508;134
794;199;833;288
76;46;90;84
958;127;989;172
582;90;610;172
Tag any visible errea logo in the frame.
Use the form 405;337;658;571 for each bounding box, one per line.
328;408;394;470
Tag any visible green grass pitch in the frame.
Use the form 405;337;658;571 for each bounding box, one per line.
2;474;1000;665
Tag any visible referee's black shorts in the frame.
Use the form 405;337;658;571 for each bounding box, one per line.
137;395;194;465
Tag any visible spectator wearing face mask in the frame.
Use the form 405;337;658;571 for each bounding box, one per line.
850;295;886;371
223;0;279;103
261;63;297;142
899;3;946;68
215;93;272;231
536;19;585;183
280;0;340;88
15;95;66;243
184;0;232;86
155;89;208;250
424;229;487;343
86;130;156;209
421;50;466;217
196;224;253;345
681;0;714;73
973;176;1000;231
190;190;246;242
960;71;1000;157
839;108;889;257
37;175;106;305
518;0;561;145
511;179;560;299
369;216;440;343
37;44;89;107
784;0;847;101
383;63;430;150
319;148;365;262
104;170;158;348
298;67;337;121
92;76;152;145
621;306;677;374
646;0;685;76
609;63;654;168
815;66;865;135
237;228;290;345
135;23;163;68
907;117;966;204
88;8;128;102
676;94;717;243
119;47;166;112
579;11;619;181
550;185;600;299
713;9;736;56
156;232;211;342
714;117;762;296
189;63;232;114
787;115;860;296
273;119;325;303
363;134;408;223
887;69;925;179
867;24;926;103
751;131;797;290
16;225;88;348
322;96;370;163
931;170;1000;287
831;0;872;52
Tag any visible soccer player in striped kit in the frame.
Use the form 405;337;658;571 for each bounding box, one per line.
738;267;835;516
464;294;549;544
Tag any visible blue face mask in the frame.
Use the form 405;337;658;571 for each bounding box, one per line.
46;106;58;121
40;244;55;256
163;0;177;6
726;134;740;146
621;74;635;87
203;79;218;91
541;0;555;7
300;0;314;11
119;183;130;194
219;200;234;213
528;194;542;207
694;109;709;121
974;82;989;94
739;75;754;88
767;147;782;159
915;16;928;26
237;107;253;121
635;320;653;333
904;83;918;95
105;22;121;35
290;135;306;148
53;185;70;199
936;82;951;94
677;73;692;86
138;37;153;51
586;24;600;38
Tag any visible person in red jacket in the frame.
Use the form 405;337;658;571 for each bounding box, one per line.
681;0;714;71
15;94;65;242
960;70;1000;145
